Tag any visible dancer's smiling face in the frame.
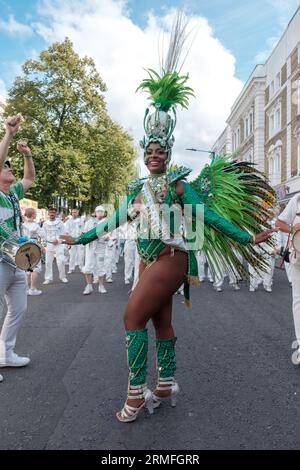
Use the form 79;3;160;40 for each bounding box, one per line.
145;143;168;174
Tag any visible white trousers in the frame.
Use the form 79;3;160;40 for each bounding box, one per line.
105;245;115;280
69;245;85;271
113;245;120;272
248;255;275;290
0;262;27;358
285;261;292;283
83;242;107;279
44;245;66;281
197;253;213;281
291;262;300;347
124;240;136;282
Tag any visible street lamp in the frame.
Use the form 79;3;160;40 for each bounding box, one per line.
186;148;216;160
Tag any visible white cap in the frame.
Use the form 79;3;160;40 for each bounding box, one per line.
95;205;105;213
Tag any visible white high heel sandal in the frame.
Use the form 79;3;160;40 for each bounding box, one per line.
116;384;154;423
152;377;179;408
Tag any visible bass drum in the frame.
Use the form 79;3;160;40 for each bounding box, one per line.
1;239;42;271
292;227;300;254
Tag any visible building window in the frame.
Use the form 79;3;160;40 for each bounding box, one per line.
276;72;281;91
268;141;282;185
244;111;254;139
249;112;253;134
269;101;281;139
298;80;300;115
270;114;274;136
275;108;281;130
270;80;274;96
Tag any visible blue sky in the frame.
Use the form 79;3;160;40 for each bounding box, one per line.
0;0;299;95
0;0;299;171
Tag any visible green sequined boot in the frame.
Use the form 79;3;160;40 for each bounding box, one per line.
153;337;179;408
116;329;153;422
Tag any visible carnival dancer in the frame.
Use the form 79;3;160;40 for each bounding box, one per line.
61;13;275;422
0;116;36;379
82;206;108;295
22;208;44;295
43;207;68;284
64;208;85;273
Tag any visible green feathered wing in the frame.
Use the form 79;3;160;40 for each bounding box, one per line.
190;155;277;279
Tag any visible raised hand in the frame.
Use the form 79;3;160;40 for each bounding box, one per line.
16;140;32;157
253;229;276;245
5;114;23;137
60;234;76;245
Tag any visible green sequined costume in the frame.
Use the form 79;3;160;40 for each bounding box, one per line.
74;161;271;305
126;329;148;387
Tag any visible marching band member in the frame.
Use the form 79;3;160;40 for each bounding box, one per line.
0;116;35;377
123;218;137;285
276;194;300;361
197;251;213;283
42;207;68;284
64;208;85;273
82;206;108;295
22;208;44;295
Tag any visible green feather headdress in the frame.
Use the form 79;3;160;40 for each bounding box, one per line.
137;12;195;163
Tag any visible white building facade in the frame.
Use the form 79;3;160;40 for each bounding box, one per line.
213;7;300;200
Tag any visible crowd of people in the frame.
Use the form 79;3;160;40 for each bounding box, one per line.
20;205;140;296
21;206;292;298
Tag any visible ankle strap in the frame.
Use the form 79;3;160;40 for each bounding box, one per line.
156;377;176;390
127;383;147;399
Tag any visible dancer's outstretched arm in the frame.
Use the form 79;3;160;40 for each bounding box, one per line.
179;182;274;245
60;196;131;246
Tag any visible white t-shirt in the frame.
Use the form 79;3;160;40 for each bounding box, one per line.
43;219;65;244
279;193;300;226
22;221;44;240
64;217;85;238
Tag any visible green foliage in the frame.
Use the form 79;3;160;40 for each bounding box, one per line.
136;69;195;112
3;38;137;211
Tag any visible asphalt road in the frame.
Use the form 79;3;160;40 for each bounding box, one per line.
0;259;298;450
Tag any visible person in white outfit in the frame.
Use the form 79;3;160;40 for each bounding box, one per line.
81;206;108;294
278;228;292;283
0;116;36;378
123;219;137;285
276;194;300;363
43;207;68;284
197;251;214;283
64;209;85;273
105;229;118;283
213;251;243;292
22;207;44;295
248;219;277;293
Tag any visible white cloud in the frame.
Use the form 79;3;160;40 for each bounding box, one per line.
0;14;33;36
34;0;243;176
